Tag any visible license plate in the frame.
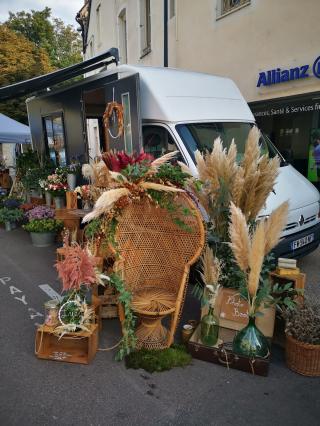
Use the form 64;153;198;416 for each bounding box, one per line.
291;234;314;250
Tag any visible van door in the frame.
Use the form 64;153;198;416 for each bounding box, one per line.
83;73;142;157
104;73;142;154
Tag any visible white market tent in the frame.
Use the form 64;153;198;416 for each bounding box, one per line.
0;113;31;144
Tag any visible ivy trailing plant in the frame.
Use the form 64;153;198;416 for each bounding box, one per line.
109;272;136;361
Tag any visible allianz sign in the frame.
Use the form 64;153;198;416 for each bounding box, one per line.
257;55;320;87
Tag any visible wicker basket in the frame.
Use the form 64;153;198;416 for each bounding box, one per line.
286;334;320;376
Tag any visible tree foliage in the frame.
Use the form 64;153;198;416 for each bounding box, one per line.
5;8;82;69
0;8;82;122
0;25;53;123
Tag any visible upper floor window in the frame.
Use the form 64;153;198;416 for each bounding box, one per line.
118;9;128;63
169;0;176;19
217;0;250;19
96;3;101;46
139;0;151;57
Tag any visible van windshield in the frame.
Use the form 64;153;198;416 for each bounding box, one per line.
175;122;279;162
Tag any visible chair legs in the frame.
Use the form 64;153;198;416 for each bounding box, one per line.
135;314;169;350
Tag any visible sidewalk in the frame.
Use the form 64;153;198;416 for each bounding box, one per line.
0;228;319;426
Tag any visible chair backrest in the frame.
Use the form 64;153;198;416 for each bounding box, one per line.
114;193;205;295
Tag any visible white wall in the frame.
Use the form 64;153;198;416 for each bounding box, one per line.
84;0;320;102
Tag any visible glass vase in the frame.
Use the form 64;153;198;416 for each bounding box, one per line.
233;316;269;358
201;306;219;346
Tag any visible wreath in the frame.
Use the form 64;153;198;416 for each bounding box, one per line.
103;101;124;139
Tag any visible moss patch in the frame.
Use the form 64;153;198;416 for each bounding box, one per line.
125;344;192;373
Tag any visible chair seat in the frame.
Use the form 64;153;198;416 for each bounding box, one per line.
131;288;176;316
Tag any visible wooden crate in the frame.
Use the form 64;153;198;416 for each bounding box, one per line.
92;284;119;319
35;323;99;364
188;325;270;376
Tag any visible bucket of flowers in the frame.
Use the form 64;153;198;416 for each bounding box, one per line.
0;198;24;231
23;205;63;247
46;169;69;209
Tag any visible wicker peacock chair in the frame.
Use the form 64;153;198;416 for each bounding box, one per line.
114;192;205;350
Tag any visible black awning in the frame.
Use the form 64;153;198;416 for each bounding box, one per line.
0;48;119;101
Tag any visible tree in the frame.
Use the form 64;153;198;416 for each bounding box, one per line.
0;25;53;123
5;8;82;69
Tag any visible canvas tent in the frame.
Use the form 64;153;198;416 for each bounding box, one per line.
0;113;31;144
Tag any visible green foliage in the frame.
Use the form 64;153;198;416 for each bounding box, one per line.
0;24;53;123
154;163;190;187
109;272;136;361
125;344;192;373
16;150;54;190
122;163;150;181
84;219;102;240
23;218;63;233
5;8;82;69
0;207;24;223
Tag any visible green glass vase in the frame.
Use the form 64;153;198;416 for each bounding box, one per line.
201;306;219;346
233;316;269;358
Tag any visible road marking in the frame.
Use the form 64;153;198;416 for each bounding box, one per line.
39;284;63;302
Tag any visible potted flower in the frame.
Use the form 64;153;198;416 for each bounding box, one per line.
285;300;320;376
66;162;81;191
54;243;100;335
0;207;24;231
23;217;63;247
46;170;68;208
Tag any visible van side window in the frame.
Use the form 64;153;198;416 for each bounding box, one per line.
142;125;182;161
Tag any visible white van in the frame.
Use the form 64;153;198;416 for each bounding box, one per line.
115;65;320;259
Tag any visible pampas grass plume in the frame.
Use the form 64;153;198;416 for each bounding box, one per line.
229;202;250;272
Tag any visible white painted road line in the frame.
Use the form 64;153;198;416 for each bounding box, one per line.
39;284;63;302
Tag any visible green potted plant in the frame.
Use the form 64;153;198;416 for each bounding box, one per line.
23;218;63;247
0;207;24;231
285;300;320;376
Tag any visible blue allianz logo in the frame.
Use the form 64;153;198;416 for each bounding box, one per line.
257;56;320;87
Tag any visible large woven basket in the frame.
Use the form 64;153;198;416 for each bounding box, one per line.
286;334;320;376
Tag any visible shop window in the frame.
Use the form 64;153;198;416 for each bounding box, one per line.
140;0;151;57
142;125;182;161
217;0;251;19
43;114;67;167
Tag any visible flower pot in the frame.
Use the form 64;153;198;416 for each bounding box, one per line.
30;232;56;247
233;317;269;359
67;173;77;191
5;221;16;231
286;334;320;376
45;191;52;207
54;196;65;209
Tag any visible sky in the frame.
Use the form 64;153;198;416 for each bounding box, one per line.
0;0;84;27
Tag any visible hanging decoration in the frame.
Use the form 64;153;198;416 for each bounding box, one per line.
103;101;124;140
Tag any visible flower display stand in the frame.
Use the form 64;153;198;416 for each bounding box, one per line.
35;323;99;364
188;325;270;377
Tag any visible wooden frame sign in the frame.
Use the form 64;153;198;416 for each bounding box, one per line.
218;288;249;331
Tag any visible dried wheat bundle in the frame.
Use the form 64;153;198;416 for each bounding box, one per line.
194;126;280;224
229;200;288;309
229;202;250;272
92;161;111;187
82;188;130;223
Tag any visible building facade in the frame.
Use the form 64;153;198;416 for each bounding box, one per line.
78;0;320;182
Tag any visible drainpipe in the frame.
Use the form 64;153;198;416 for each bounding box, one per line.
164;0;168;67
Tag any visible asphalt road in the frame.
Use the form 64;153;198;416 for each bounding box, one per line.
0;228;319;426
